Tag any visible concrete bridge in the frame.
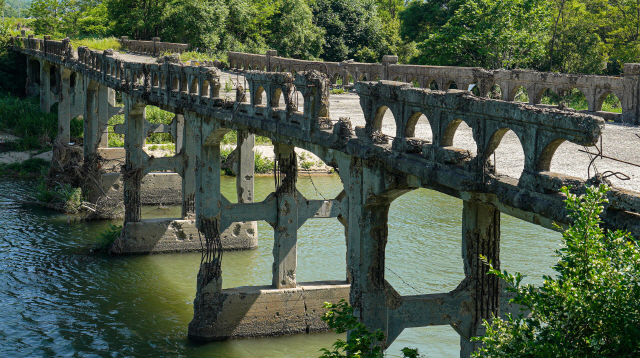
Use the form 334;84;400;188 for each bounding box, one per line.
228;51;640;125
10;35;640;357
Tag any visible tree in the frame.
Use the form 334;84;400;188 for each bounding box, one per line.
474;185;640;357
311;0;385;62
415;0;551;69
161;0;228;48
28;0;63;35
268;0;324;59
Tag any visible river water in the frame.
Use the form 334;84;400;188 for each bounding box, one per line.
0;175;562;357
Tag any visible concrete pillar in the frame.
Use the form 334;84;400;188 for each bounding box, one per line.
40;61;50;112
623;63;640;125
175;114;185;154
98;85;115;148
123;94;146;223
458;200;501;357
272;142;298;289
345;163;390;337
236;131;255;204
58;70;72;143
83;83;99;161
181;115;196;218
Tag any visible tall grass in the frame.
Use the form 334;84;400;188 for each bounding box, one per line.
0;92;58;150
160;50;227;64
70;37;122;52
107;105;175;147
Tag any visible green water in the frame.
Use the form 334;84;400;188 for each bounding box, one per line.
0;175;562;357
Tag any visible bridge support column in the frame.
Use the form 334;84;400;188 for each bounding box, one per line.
98;85;115;147
40;61;51;112
458;200;501;357
123;94;146;223
181;114;196;218
623;63;640;125
272;142;298;289
84;84;99;161
58;69;72;143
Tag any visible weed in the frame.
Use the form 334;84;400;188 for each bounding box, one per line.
224;79;233;92
330;88;345;95
0;157;50;176
0;92;58;151
70;37;122;52
35;178;84;213
93;223;123;252
149;145;159;151
301;160;313;170
255;152;273;174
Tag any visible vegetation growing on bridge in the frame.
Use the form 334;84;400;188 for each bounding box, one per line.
473;185;640;357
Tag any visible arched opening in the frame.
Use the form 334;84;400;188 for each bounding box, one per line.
347;75;354;85
254;86;266;106
446;81;458;90
160;75;165;89
49;65;58;90
393;76;401;82
449;120;477;157
152;73;159;87
373;75;381;82
294;90;305;113
598;93;622;113
484;129;525;179
70;72;77;88
180;76;188;94
536;88;561;106
373;105;397;141
410;78;419;87
566;88;587;111
488;84;502;99
334;74;343;86
405;112;433;143
358;74;367;82
201;80;210;98
511;86;529;102
271;88;282;108
428;80;438;91
171;76;179;91
29;60;40;84
189;78;198;95
469;83;481;96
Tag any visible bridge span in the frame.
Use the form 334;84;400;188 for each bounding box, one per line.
10;35;640;357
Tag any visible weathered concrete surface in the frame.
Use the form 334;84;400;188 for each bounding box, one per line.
115;218;257;253
188;281;349;341
100;172;182;206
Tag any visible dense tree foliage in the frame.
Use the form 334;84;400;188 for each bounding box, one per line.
12;0;640;73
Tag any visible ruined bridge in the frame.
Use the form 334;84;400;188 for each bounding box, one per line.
10;35;640;357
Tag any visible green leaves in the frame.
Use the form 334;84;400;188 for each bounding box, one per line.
474;185;640;357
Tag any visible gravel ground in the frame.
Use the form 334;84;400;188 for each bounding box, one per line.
206;71;640;192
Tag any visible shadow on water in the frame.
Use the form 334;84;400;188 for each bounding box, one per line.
0;176;561;357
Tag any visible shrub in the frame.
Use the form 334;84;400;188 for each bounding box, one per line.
254;152;273;174
320;299;421;358
93;223;123;252
0;157;50;176
35;178;84;213
473;184;640;357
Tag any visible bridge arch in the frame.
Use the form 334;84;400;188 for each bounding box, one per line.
445;80;458;90
372;105;400;139
596;92;622;112
484;128;526;179
189;78;198;95
405;111;433;142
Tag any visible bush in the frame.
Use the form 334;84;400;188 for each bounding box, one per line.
35;178;84;213
254;152;273;174
320;299;421;358
474;184;640;357
93;223;123;252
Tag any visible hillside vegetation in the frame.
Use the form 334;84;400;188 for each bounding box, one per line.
7;0;640;76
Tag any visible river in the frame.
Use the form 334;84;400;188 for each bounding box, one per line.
0;175;561;357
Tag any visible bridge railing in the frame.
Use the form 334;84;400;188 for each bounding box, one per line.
228;51;640;125
119;36;189;57
11;35;73;62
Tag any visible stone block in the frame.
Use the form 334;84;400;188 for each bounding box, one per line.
188;281;350;341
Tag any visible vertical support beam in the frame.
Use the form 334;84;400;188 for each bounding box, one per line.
175;114;185;154
272;142;298;289
83;83;99;161
345;161;390;338
623;63;640;125
458;200;501;357
98;85;115;148
236;131;255;204
181;115;196;218
58;70;71;143
40;61;50;112
123;93;146;223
